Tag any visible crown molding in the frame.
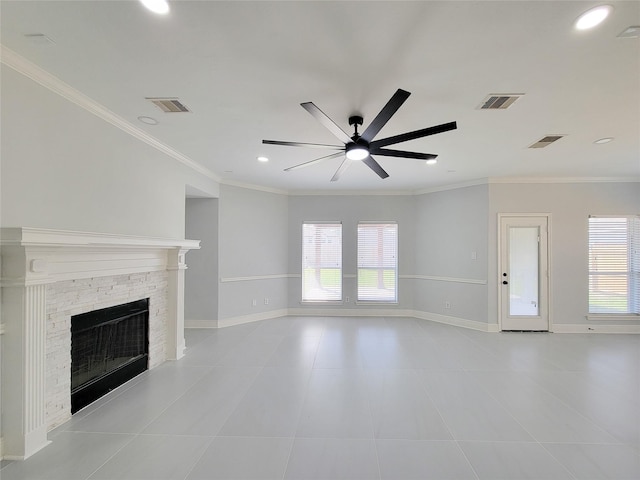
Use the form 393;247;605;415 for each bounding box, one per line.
413;178;489;195
289;189;414;196
0;45;220;183
220;179;289;196
488;176;640;184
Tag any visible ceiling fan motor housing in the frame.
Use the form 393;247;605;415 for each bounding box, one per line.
348;115;364;127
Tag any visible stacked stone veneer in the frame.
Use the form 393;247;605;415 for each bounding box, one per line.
45;271;169;430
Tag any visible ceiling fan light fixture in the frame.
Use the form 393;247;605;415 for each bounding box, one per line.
575;5;612;30
346;145;369;161
139;0;170;15
426;159;437;165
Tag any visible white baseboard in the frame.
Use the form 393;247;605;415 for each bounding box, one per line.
185;319;218;329
216;309;289;328
288;307;415;318
413;311;499;332
553;323;640;334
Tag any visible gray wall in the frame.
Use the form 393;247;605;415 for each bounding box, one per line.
414;184;489;323
488;182;640;326
1;66;218;238
185;198;219;325
287;194;416;310
217;185;289;320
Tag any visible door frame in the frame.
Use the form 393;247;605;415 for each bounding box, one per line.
497;213;552;332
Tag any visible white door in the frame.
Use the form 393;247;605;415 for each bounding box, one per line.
499;215;549;331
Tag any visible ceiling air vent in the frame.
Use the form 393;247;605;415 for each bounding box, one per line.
529;135;565;149
146;97;190;113
478;94;523;110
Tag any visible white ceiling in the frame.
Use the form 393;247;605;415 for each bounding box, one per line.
2;0;639;192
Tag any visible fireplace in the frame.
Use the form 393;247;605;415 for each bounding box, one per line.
71;299;150;413
1;227;200;460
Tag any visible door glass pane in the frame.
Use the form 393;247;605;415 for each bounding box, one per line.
509;226;539;316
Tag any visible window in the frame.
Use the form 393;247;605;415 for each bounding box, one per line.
588;216;639;314
302;222;342;301
357;223;398;302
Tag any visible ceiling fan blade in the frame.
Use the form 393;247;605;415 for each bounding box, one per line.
360;89;411;142
301;102;353;144
370;148;437;160
362;155;389;179
370;121;457;149
330;157;351;182
284;152;344;172
263;140;343;149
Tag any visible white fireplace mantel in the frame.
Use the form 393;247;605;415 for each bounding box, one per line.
1;228;200;460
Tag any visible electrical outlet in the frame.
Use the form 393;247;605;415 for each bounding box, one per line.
445;301;451;309
252;299;257;307
264;298;269;305
471;251;477;260
345;296;350;303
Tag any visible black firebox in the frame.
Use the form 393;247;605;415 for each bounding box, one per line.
70;298;149;413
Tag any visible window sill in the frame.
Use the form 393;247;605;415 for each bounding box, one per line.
586;314;639;321
355;301;399;306
300;301;343;306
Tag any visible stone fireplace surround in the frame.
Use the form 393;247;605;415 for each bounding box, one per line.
0;228;199;460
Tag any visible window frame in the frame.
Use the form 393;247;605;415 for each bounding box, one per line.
356;222;399;304
588;215;639;317
301;221;343;303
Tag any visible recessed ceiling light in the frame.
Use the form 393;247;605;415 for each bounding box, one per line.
24;33;55;45
425;159;437;165
594;137;614;144
618;26;640;38
257;156;269;162
137;116;158;125
139;0;170;15
575;5;612;30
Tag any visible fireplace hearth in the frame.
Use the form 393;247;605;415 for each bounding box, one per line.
71;299;150;413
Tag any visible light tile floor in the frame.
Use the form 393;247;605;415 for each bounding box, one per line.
2;316;639;479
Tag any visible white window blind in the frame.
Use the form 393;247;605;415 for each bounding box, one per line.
302;223;342;301
588;216;640;314
357;223;398;302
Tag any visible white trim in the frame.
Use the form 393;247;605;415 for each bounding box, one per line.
489;176;640;184
299;301;344;306
553;324;640;334
413;310;499;332
217;309;288;328
0;323;5;335
184;319;218;329
413;178;489;195
220;274;295;283
288;307;415;317
0;45;219;183
586;315;640;322
181;312;639;334
0;227;200;249
220;179;288;196
290;190;414;196
402;274;487;285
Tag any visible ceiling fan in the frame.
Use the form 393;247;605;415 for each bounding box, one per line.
262;89;457;181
